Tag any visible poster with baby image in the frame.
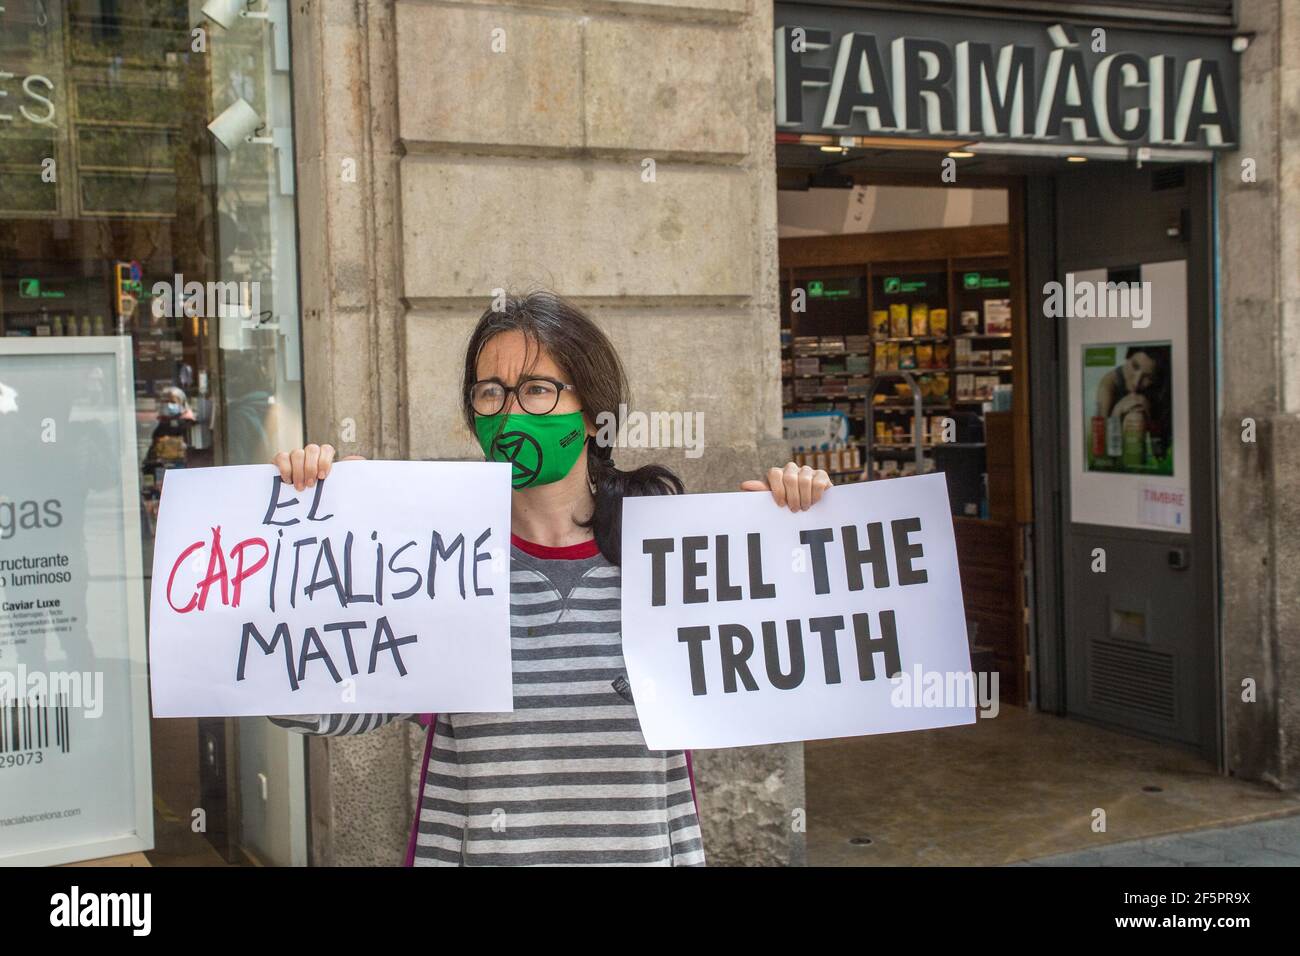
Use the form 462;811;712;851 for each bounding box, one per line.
1083;342;1174;476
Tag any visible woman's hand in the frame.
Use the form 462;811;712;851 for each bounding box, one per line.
271;444;366;491
740;462;832;513
1112;393;1150;418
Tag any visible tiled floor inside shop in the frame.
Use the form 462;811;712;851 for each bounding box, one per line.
807;705;1300;866
145;716;237;867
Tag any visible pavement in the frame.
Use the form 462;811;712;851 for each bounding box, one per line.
806;705;1300;866
1016;813;1300;866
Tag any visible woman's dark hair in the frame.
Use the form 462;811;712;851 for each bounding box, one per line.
461;290;683;565
1124;345;1171;440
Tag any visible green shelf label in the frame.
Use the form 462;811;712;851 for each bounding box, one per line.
884;276;927;293
964;271;1010;290
18;278;66;299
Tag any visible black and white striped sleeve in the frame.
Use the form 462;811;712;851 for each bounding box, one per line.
268;713;414;736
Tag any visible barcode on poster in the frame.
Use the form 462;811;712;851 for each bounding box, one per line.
0;696;71;754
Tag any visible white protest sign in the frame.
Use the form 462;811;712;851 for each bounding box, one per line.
621;472;974;750
148;461;514;717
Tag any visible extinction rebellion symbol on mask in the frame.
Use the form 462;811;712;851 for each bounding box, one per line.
494;431;543;488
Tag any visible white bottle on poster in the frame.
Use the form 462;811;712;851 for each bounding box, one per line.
1106;413;1123;458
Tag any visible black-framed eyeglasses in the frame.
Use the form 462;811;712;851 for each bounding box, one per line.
469;376;576;416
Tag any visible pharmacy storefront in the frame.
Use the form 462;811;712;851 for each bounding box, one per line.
1;1;306;865
774;0;1238;762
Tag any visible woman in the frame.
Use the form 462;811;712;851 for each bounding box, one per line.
1093;346;1170;466
1095;347;1159;422
271;291;832;866
142;386;195;521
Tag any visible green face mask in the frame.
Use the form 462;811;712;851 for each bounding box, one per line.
475;411;587;489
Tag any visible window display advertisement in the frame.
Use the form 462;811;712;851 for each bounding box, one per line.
1066;262;1191;534
1083;342;1174;476
0;338;153;867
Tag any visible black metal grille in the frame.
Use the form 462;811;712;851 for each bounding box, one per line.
1088;639;1177;723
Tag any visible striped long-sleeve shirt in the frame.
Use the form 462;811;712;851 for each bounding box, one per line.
271;537;705;866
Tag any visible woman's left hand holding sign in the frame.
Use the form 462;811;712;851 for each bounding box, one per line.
739;462;833;513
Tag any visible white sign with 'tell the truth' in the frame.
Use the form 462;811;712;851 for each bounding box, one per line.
620;473;974;750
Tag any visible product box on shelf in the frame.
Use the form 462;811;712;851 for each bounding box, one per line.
871;310;890;338
889;303;909;337
984;298;1012;333
910;303;929;337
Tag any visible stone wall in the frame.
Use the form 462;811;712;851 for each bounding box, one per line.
291;0;804;865
1217;0;1300;789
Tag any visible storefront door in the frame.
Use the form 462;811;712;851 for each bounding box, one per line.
1043;161;1218;760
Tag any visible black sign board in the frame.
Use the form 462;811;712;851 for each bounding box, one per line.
774;3;1239;150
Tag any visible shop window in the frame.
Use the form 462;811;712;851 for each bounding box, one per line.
1;0;304;864
1;0;304;528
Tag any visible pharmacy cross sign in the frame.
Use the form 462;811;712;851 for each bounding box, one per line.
774;3;1239;150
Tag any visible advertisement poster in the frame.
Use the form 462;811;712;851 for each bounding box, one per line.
1066;262;1191;533
1082;342;1174;476
621;473;974;750
0;339;152;867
